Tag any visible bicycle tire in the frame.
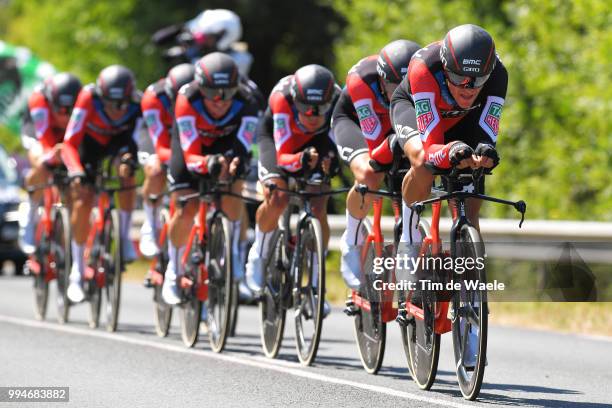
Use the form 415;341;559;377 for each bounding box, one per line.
206;212;233;353
53;207;71;324
32;228;49;321
353;218;387;374
87;209;102;329
294;217;325;366
180;230;202;347
153;208;172;337
452;224;488;401
228;280;239;337
259;228;287;359
402;219;441;390
104;209;122;332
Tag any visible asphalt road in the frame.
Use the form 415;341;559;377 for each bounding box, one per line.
0;275;611;408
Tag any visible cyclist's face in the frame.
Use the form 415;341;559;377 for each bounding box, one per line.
381;79;399;102
51;109;71;129
102;100;129;120
447;81;481;109
298;112;326;132
203;98;232;119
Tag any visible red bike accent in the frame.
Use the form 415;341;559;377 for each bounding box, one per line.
196;265;208;301
95;269;106;288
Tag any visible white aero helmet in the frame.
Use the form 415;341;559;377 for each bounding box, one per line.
186;9;242;51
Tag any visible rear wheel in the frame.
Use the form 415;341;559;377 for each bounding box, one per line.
180;230;202;347
104;209;122;332
52;207;71;324
353;219;386;374
259;229;287;359
206;212;233;353
452;224;488;401
402;219;441;390
153;208;172;337
294;217;325;366
228;280;239;337
87;210;102;329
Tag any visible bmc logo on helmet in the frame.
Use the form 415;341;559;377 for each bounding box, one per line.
108;87;125;99
463;59;482;65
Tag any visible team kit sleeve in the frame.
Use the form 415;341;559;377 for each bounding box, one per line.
474;60;508;147
174;93;208;175
61;89;92;175
269;93;303;173
141;90;172;163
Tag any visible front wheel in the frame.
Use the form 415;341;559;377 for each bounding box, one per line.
104;209;122;332
259;229;287;359
353;219;386;374
32;229;49;321
294;217;325;366
402;219;441;390
180;230;202;347
52;207;71;324
452;224;488;401
153;208;172;337
206;212;233;353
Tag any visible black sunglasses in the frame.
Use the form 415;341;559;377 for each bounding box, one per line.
445;70;491;89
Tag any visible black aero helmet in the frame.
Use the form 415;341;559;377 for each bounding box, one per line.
165;63;195;100
96;64;135;101
290;64;337;116
194;52;239;101
44;72;82;112
377;40;421;84
440;24;496;86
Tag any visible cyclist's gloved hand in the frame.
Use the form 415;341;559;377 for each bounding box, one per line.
474;143;500;169
368;159;393;173
207;154;223;178
300;147;319;170
449;142;475;167
229;156;245;177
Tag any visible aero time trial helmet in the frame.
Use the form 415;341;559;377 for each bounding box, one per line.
194;52;239;101
44;72;82;114
290;64;338;116
96;65;136;108
440;24;496;88
376;40;421;84
165;63;195;100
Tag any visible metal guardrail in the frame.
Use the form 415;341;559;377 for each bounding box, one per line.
130;211;612;262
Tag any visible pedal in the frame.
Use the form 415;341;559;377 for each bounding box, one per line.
343;299;359;316
395;302;409;327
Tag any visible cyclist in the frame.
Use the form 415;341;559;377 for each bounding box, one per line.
162;52;261;305
391;24;507;366
245;64;340;315
62;65;143;303
332;39;420;289
139;63;195;258
152;9;253;77
21;72;82;254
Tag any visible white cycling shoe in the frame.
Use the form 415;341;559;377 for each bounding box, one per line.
340;231;362;290
162;278;182;305
67;263;85;303
245;245;264;295
138;222;159;258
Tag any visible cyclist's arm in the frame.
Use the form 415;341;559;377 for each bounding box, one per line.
175;93;209;175
141;90;172;163
474;59;508;146
391;60;453;168
61;90;91;176
266;94;304;173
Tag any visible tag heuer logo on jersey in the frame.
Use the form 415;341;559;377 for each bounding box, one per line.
484;102;502;135
178;118;194;138
243;121;257;145
415;99;434;133
145;112;160;134
32;108;48;135
356;104;378;135
275;118;288;138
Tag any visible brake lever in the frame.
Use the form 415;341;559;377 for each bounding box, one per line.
514;200;527;228
356;183;368;209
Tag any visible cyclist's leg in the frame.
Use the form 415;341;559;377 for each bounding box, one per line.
161;134;198;304
246;134;288;293
22;141;51;252
139;126;166;257
67;137;100;302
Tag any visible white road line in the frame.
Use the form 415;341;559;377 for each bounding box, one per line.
0;314;476;408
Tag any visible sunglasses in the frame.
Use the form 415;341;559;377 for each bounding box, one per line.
445;70;491;89
102;97;130;111
200;86;238;101
51;104;73;116
294;100;333;117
